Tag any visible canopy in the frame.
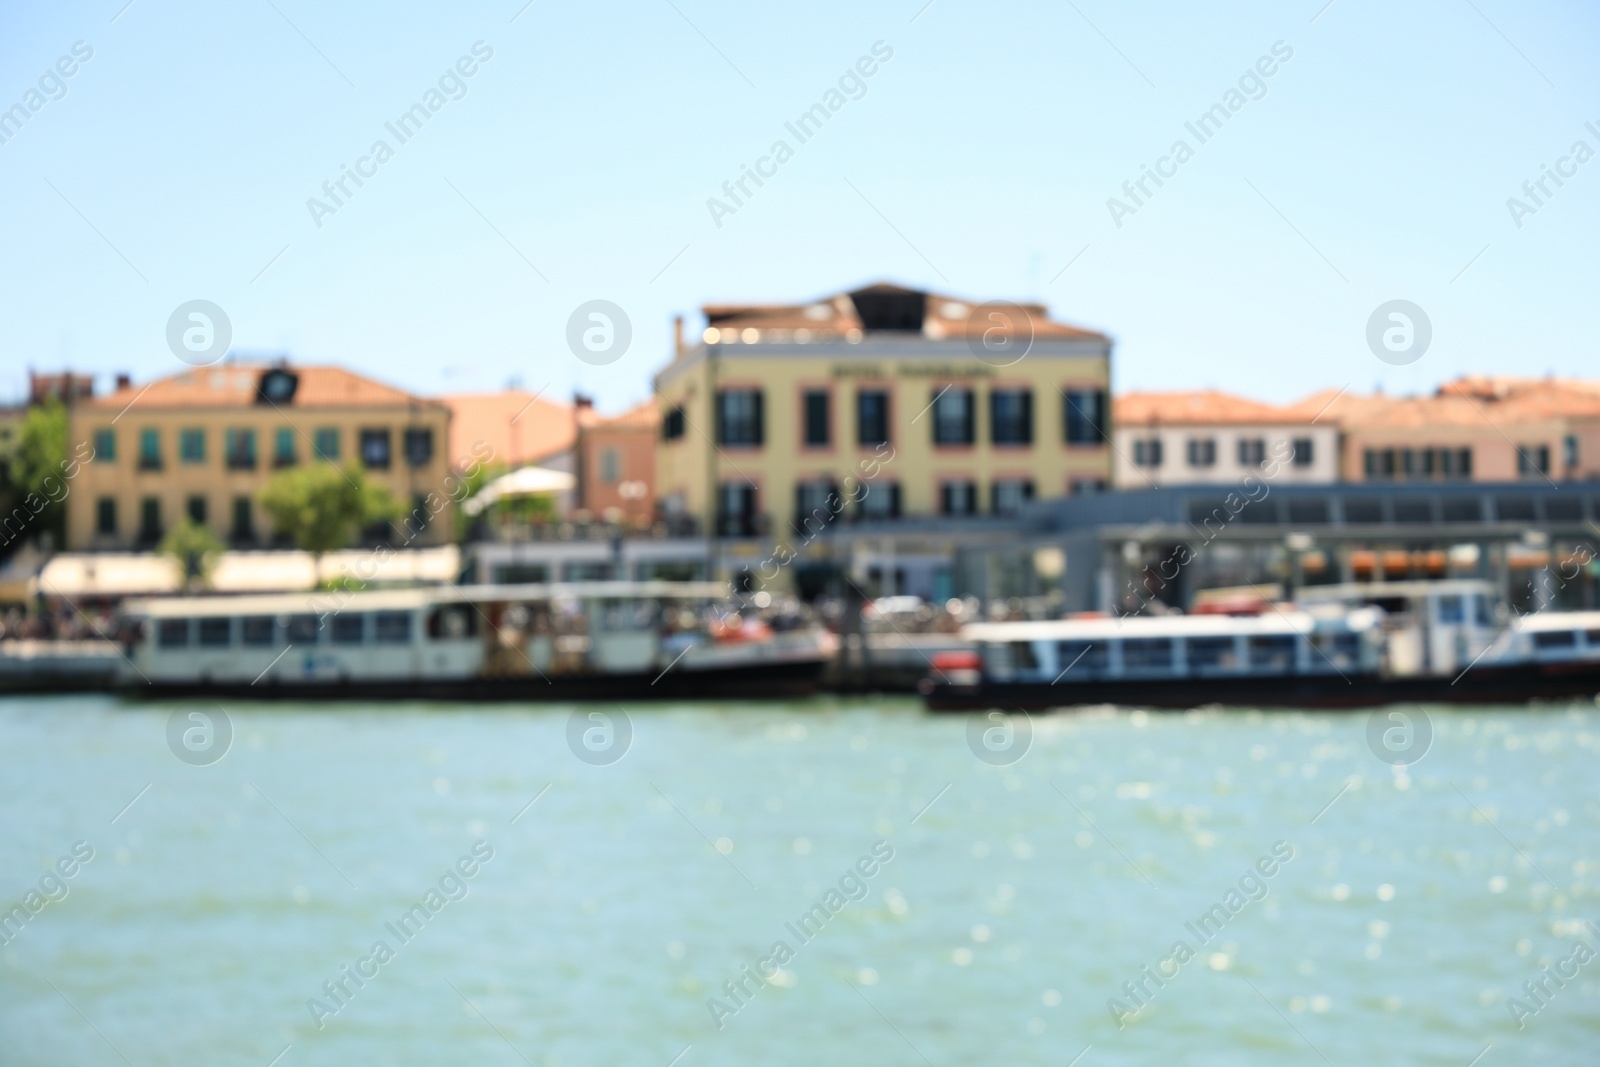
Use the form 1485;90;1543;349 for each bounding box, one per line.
462;465;574;516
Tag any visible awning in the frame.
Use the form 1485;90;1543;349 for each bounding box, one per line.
463;466;575;516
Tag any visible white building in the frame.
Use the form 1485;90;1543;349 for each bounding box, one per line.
1112;391;1340;488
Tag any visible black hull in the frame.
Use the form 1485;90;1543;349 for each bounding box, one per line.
921;661;1600;711
125;659;827;703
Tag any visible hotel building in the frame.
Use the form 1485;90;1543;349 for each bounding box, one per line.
1112;390;1340;488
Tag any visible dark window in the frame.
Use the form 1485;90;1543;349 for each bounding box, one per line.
1187;438;1216;467
1441;498;1482;522
96;497;117;536
990;389;1033;446
156;618;190;648
1546;497;1582;521
1495;497;1536;522
225;429;257;470
1563;434;1579;469
1248;635;1298;670
932;388;974;446
1364;449;1398;479
138;429;162;471
427;604;479;640
661;406;686;441
274;427;297;467
793;480;840;535
1133;438;1163;468
331;614;365;645
1287;498;1330;524
1394;499;1433;523
314;427;340;461
1343;498;1383;524
1517;445;1550;477
717;483;759;536
375;611;413;643
1238;497;1280;524
197;617;231;647
1056;640;1108;675
179;428;205;464
1438;595;1465;623
138;497;162;545
360;428;392;469
1292;438;1314;467
1534;630;1578;650
1063;389;1107;445
802;391;831;447
286;614;321;644
1586;628;1600;646
232;497;255;543
940;481;978;516
1237;438;1266;467
991;479;1034;515
857;390;890;447
187;495;208;526
1186;636;1238;670
1122;638;1173;671
241;616;276;646
1008;642;1040;671
859;480;901;520
715;390;763;447
93;428;115;462
404;428;434;467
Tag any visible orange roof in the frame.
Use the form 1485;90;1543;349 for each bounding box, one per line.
698;282;1107;344
83;363;442;412
1114;390;1305;426
1285;380;1600;429
579;397;658;431
440;390;574;469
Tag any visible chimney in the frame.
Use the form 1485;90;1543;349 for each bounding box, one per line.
673;315;684;358
116;372;131;391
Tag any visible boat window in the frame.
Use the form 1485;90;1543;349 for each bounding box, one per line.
1009;642;1040;671
287;614;321;644
1533;630;1577;650
331;613;366;645
1587;629;1600;647
1312;632;1362;667
1474;596;1495;627
1437;596;1464;624
375;611;413;644
1248;635;1297;670
1123;638;1174;670
241;616;276;647
428;605;479;640
157;618;190;649
1056;640;1107;674
197;617;232;647
1187;636;1237;670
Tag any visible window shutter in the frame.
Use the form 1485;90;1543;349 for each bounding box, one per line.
1021;390;1034;444
752;391;764;446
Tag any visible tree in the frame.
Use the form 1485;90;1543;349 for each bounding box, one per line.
158;518;225;592
259;464;401;565
4;398;69;554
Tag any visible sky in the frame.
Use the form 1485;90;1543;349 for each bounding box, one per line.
1;0;1597;414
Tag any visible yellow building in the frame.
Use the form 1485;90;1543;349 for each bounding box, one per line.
68;363;453;550
655;282;1112;552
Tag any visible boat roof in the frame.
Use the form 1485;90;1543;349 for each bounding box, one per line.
1296;579;1497;602
1513;610;1600;632
121;581;733;618
963;609;1380;642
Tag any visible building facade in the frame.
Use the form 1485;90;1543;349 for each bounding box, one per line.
1113;391;1340;488
68;363;452;550
575;397;657;525
654;283;1112;575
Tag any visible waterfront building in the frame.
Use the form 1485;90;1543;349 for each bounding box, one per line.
575;397;657;525
68;362;452;550
1113;390;1339;488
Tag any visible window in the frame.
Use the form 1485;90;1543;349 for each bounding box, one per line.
232;497;255;543
662;406;686;441
241;616;275;647
990;389;1033;446
1187;636;1238;671
859;481;901;520
331;613;365;645
138;429;162;471
360;428;392;469
1292;438;1314;466
93;428;115;462
599;446;622;484
403;428;433;467
1248;635;1298;670
138;497;162;545
1564;434;1579;469
1056;640;1108;674
793;480;839;535
313;427;340;461
375;611;413;643
225;429;257;470
991;479;1034;515
1070;478;1107;495
1187;438;1216;467
715;390;763;447
1533;630;1578;650
1237;437;1266;467
1364;448;1397;479
274;427;297;467
857;390;890;447
197;617;231;647
932;387;975;446
286;614;321;644
1517;445;1550;478
179;428;205;464
940;480;978;516
1132;438;1163;468
1438;595;1464;623
157;618;190;649
717;483;758;536
803;390;831;447
96;497;116;536
1123;638;1174;671
1063;389;1107;445
186;495;207;526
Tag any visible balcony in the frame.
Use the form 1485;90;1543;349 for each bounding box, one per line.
716;512;770;539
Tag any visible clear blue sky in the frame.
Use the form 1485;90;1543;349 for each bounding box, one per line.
2;0;1596;413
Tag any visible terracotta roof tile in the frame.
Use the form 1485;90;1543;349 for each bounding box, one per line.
440;391;574;469
1114;390;1306;426
84;363;442;412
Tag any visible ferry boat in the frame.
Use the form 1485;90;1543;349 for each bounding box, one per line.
115;582;835;700
920;580;1600;711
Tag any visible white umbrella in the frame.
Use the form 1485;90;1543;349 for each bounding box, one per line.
462;466;575;516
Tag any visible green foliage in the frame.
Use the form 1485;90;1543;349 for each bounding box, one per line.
158;518;226;590
260;464;401;557
4;399;70;550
